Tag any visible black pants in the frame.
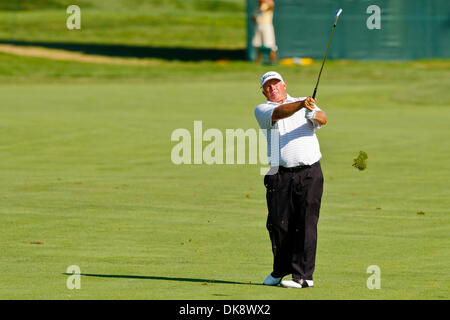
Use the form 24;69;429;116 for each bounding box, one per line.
264;162;323;281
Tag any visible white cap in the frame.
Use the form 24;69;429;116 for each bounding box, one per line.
260;71;284;88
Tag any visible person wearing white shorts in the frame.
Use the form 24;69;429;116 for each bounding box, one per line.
252;0;278;64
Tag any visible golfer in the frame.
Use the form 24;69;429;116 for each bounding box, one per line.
254;71;327;288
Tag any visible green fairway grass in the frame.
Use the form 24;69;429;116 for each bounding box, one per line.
0;53;448;299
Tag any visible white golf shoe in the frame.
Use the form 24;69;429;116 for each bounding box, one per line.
281;279;314;288
263;273;282;286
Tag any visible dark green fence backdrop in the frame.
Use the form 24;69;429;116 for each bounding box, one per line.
246;0;450;60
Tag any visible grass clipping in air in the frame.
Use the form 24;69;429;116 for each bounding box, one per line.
353;151;368;171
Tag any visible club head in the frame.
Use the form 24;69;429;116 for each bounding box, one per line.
333;8;343;26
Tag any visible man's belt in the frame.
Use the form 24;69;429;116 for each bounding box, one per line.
278;161;319;173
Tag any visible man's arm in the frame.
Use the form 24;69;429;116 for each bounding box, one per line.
305;106;327;126
314;110;327;125
272;97;315;122
266;0;275;9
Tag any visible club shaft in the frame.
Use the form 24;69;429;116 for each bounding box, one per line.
312;25;336;99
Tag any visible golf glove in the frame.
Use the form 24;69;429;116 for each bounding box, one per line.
305;106;317;120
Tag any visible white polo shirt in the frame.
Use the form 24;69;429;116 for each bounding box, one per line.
254;94;322;168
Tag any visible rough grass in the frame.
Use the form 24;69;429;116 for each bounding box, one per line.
0;1;246;48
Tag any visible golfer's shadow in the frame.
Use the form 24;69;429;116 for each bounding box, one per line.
63;273;262;286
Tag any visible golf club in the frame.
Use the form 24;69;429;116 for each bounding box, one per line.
312;8;343;99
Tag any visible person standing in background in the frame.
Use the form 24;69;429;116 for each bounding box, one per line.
252;0;277;64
